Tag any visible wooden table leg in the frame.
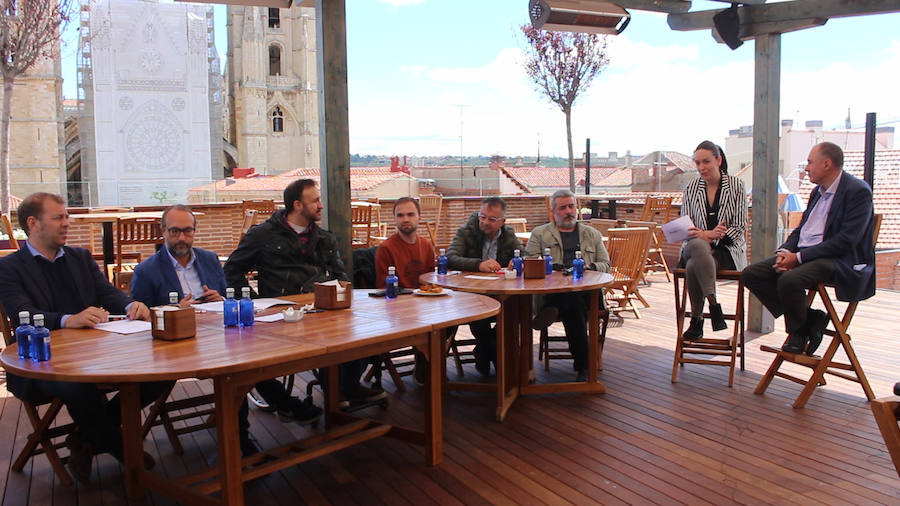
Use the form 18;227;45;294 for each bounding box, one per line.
425;329;443;465
588;289;601;386
518;295;534;389
215;376;244;506
120;383;145;500
323;365;340;425
495;296;519;422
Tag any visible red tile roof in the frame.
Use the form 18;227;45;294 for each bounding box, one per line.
797;149;900;249
501;166;631;191
189;167;417;194
632;151;695;173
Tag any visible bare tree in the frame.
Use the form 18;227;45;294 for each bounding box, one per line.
522;26;609;192
0;0;72;214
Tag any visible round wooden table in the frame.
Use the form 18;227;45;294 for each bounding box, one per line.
1;290;499;506
420;270;613;421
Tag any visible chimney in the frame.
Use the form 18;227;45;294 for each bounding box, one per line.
625;150;632;168
805;120;823;136
390;156;399;172
402;155;409;173
781;119;793;135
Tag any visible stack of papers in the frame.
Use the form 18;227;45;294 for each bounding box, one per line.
95;320;152;335
194;298;297;313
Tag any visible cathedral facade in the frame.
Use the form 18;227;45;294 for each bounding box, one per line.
226;5;319;174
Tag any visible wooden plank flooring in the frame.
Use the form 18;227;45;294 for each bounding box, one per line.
2;277;899;505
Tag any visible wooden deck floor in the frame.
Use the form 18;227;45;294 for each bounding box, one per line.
2;278;899;505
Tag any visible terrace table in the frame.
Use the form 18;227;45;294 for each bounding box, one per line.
420;270;613;422
0;290;499;506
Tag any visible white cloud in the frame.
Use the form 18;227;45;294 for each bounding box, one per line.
377;0;425;7
349;36;900;158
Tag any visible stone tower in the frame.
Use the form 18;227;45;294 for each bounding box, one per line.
227;6;319;174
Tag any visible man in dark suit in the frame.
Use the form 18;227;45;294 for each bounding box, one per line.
130;204;321;456
0;192;166;483
742;142;876;356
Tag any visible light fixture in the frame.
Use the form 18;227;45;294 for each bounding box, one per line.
529;0;631;35
712;4;743;50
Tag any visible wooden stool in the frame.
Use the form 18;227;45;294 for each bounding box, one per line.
672;268;745;387
754;282;874;408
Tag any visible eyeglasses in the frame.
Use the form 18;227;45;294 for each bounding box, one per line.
478;213;504;223
166;227;195;236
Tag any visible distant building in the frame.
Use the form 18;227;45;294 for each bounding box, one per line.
77;0;221;206
630;151;697;193
725;120;895;191
227;5;319;174
0;47;65;203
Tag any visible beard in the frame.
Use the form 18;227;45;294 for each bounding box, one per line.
398;223;417;235
168;242;191;258
555;214;576;229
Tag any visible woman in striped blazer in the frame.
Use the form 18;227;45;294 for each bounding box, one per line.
680;141;748;341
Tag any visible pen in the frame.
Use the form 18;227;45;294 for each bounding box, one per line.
108;314;128;321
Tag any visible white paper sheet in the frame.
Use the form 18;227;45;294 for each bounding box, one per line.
94;320;152;334
463;275;500;280
193;298;296;313
255;313;285;323
661;215;695;243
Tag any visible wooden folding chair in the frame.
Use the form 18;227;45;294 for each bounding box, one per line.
672;269;745;386
622;219;668;285
505;217;527;234
1;213;19;250
351;204;373;249
604;227;651;318
754;214;882;408
241;199;275;219
418;194;443;251
538;308;610;371
112;217;164;285
871;394;900;478
588;218;623;238
638;196;673;281
0;306;76;485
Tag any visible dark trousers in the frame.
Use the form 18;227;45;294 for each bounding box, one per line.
543;292;589;371
13;378;172;457
469;317;497;368
741;255;835;335
238;360;367;433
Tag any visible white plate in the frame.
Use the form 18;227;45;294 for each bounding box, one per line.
413;289;449;296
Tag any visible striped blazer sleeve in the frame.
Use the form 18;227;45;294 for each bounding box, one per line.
680;175;748;270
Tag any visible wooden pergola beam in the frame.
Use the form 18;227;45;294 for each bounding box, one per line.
669;0;900;31
612;0;691;13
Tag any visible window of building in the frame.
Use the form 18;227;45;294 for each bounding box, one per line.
268;8;280;29
272;107;284;133
269;45;281;76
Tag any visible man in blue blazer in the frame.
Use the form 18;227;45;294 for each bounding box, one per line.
130;204;321;457
742;142;876;356
0;192;165;483
130;204;226;306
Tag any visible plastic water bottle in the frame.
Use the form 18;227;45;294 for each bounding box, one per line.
573;250;585;280
32;314;51;362
437;248;449;275
543;247;553;275
168;291;179;306
386;266;399;300
15;311;34;360
512;249;523;277
223;287;239;327
239;286;254;327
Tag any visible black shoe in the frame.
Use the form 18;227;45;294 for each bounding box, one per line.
65;431;94;484
413;352;426;386
682;317;704;341
532;306;559;330
240;433;261;457
575;369;588;382
277;396;322;425
894;382;900;396
474;361;491;377
781;333;807;354
709;303;727;332
339;383;387;408
805;309;829;357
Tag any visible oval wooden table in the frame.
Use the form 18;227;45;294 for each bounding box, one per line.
420;270;613;422
1;290;499;506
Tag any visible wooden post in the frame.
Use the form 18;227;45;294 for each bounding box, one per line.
748;33;780;333
316;0;353;274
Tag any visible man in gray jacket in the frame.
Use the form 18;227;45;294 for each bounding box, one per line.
447;196;523;375
525;190;610;381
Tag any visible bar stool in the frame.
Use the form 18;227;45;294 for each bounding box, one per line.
672;268;745;387
753;214;881;408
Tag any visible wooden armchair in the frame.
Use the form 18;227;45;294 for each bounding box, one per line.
604;227;651;318
113;217;164;284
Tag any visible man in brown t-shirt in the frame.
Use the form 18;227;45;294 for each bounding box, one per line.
375;196;436;384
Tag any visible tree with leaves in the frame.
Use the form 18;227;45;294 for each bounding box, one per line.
522;26;609;192
0;0;72;214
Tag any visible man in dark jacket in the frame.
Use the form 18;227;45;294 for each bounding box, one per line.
0;192;166;483
742;142;876;356
446;197;523;375
224;179;385;406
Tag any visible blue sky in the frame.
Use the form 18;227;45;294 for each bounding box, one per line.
62;0;900;158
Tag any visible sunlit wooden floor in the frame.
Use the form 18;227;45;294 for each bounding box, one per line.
2;277;899;505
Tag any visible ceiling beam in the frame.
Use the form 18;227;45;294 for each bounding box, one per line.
176;0;295;6
612;0;691;13
708;0;768;4
668;0;900;32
